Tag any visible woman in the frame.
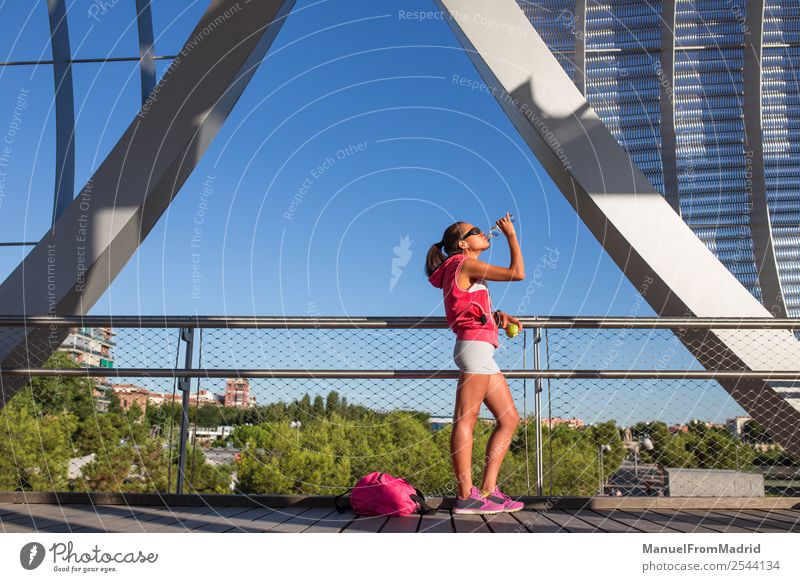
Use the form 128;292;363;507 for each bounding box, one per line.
426;212;526;514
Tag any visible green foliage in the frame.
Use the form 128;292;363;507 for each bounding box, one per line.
754;446;797;467
234;420;351;494
536;424;601;496
743;420;771;444
2;361;777;496
0;390;76;491
635;422;756;471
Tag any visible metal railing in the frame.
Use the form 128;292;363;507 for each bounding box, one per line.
1;315;798;499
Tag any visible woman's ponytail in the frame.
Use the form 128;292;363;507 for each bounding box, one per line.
424;222;464;278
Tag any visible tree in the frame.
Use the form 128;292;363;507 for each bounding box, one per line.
691;429;755;470
325;390;341;416
743;420;771;444
536;424;600;496
184;445;234;494
235;421;351;494
26;350;96;421
587;420;626;480
0;391;76;491
312;395;325;417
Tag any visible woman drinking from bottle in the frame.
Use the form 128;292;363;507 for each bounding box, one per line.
425;212;526;514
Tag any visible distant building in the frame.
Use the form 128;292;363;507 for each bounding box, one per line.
224;378;250;409
111;384;150;420
726;416;752;440
427;417;453;431
147;388;221;405
58;326;116;410
706;422;726;430
189;426;234;447
544;417;585;429
195;389;224;406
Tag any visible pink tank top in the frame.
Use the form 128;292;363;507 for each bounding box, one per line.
428;253;499;348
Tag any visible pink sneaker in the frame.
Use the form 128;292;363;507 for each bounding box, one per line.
484;486;524;513
453;486;505;515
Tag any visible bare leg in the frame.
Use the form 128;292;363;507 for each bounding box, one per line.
451;371;491;498
480;372;521;493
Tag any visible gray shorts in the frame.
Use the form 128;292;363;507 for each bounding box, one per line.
453;340;501;375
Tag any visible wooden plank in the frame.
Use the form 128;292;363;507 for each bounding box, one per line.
483;511;527;533
147;506;261;533
735;509;800;528
269;507;338;533
539;509;600;533
2;520;54;533
37;507;118;533
220;506;308;533
74;505;202;533
3;504;85;524
97;505;250;533
598;509;682;533
158;507;258;532
68;503;207;531
304;509;356;533
0;503;68;524
563;508;649;533
647;510;750;533
178;506;271;533
509;510;565;533
714;510;797;532
678;509;768;533
561;509;633;533
452;513;490;533
762;508;800;519
107;505;225;533
616;510;720;533
0;514;76;533
0;503;98;531
685;509;793;533
380;514;421;533
341;514;389;533
418;511;453;533
0;504;21;517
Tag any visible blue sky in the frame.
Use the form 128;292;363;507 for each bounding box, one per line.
0;1;745;423
0;0;653;320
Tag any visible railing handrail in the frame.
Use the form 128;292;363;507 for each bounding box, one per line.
1;315;800;328
3;367;800;380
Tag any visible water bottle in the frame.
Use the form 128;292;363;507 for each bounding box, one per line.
487;214;516;238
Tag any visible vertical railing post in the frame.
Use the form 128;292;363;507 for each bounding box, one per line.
521;328;531;494
176;326;195;495
532;322;544;497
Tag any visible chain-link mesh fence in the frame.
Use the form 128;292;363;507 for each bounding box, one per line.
0;316;798;499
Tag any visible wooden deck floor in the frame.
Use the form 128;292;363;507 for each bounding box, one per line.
1;503;799;533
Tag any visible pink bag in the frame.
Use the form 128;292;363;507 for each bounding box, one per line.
334;472;436;516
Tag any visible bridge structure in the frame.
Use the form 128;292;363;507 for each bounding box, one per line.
0;0;799;508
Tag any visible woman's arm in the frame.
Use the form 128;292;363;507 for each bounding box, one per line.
462;213;525;282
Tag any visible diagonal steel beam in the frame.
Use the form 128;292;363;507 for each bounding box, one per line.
659;0;680;215
571;0;587;96
0;0;296;405
47;0;76;224
134;0;158;106
743;0;787;318
434;0;800;459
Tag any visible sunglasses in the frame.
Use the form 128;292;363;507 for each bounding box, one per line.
459;226;483;240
